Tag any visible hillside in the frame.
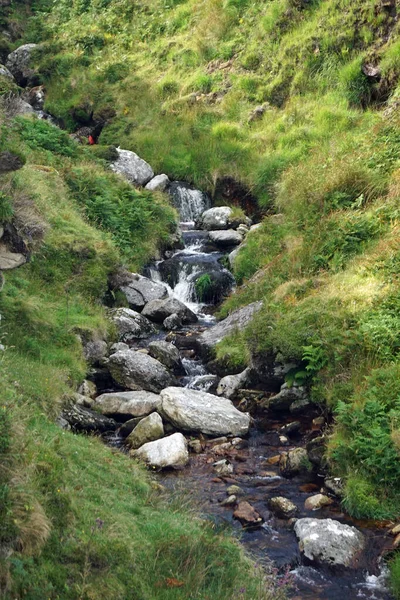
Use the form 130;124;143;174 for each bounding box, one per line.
1;0;400;597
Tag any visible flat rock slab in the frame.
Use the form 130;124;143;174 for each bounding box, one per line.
111;148;154;186
92;391;161;417
160;386;250;436
108;350;176;393
197;301;262;358
133;432;189;469
294;518;365;568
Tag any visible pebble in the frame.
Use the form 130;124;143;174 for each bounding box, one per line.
220;495;237;506
227;485;244;496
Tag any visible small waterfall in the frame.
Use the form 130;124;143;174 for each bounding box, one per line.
168;182;211;223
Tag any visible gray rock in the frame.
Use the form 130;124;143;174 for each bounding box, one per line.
77;379;97;399
294;518;365;567
268;383;308;411
133;432;189;469
0;244;26;270
6;43;38;85
108;349;176;393
209;229;243;247
110;148;154;186
111;308;157;342
279;421;301;436
160;386;250;436
290;397;312;414
304;494;333;511
307;436;326;467
187;374;218;393
12;99;35;116
0;151;25;174
213;459;233;476
279;447;310;477
168;181;210;222
117;417;144;437
216;368;250;399
61;404;117;433
83;339;108;366
197;207;233;230
163;313;182;330
109;342;129;354
142;297;197;325
92;390;161;417
197;301;262;359
0;65;14;80
269;496;298;518
145;174;170;192
324;477;345;498
148;341;181;371
119;273;168;311
126;412;164;449
228;244;245;268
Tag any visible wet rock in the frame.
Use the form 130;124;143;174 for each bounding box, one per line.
83;339;108;367
216;368;251;400
142;297;198;325
148;341;181;372
109;342;129;354
117;417;144;437
213;459;234;476
233;501;263;526
268;382;308;411
220;495;237;506
111;308;157;342
145;174;170;192
280;447;310;477
306;436;326;467
119;273;168;311
126;412;164;450
108;350;176;393
197;206;250;231
0;244;26;270
110;148;154;186
304;494;333;511
168;181;210;222
294;518;365;568
6;43;38;86
312;416;325;429
279;421;301;436
163;313;182;330
188;439;203;453
208;229;243;247
187;374;218;393
290;397;312;414
192;269;235;304
228;244;244;268
227;484;244;496
133;432;189;469
160;387;250;436
269;496;298;518
61;404;117;434
324;477;344;498
198;301;262;359
93;390;161;417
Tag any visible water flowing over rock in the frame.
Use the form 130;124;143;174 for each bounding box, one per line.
168;181;211;222
110;148;154;186
142;297;197;324
111;307;158;342
294;518;365;567
197;301;262;358
119;273;168;311
126;412;164;449
108;349;176;393
145;174;170;191
6;43;38;86
133;432;189;469
160;386;250;436
92;390;161;417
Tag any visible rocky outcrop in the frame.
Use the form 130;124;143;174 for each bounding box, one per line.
0;65;13;79
6;43;38;86
145;174;170;192
148;341;181;371
118;273;168;311
142;297;197;325
216;368;251;399
209;229;243;247
92;390;161;417
108;349;176;393
133;432;189;469
111;307;157;342
163;313;182;330
0;244;26;269
267;382;309;411
197;301;262;359
61;404;117;433
160;387;250;436
110;148;154;186
294;518;365;567
126;412;164;449
82;339;108;367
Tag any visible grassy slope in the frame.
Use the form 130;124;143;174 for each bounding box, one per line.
0;110;282;597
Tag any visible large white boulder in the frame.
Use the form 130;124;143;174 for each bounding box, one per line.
209;229;243;247
111;148;154;186
197;207;233;230
133;432;189;469
6;43;38;85
108;350;176;393
145;174;170;192
92;391;161;417
294;518;365;568
160;387;250;436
